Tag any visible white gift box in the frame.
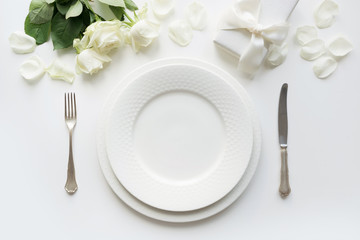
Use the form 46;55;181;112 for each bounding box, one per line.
214;0;299;58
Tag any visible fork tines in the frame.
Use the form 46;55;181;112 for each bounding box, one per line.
64;93;77;119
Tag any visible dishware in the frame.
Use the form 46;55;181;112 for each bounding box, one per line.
278;83;291;198
64;92;78;194
96;58;261;222
105;62;254;212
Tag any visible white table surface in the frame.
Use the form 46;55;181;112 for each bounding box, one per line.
1;0;360;239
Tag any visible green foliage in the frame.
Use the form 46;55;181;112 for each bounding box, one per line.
51;12;84;49
109;6;125;21
56;0;73;15
66;1;83;19
23;0;139;50
98;0;125;8
29;1;54;24
124;0;137;11
25;14;51;44
55;0;72;4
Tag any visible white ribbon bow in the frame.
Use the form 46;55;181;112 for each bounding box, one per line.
219;0;289;77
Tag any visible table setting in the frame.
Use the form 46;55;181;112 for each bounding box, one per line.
1;0;360;239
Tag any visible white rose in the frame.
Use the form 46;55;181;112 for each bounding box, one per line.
73;20;124;54
128;20;159;52
73;36;88;53
76;49;112;75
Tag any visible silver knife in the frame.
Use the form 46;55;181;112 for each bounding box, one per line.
278;83;291;198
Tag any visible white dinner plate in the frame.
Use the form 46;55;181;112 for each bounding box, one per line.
97;58;261;222
105;63;253;211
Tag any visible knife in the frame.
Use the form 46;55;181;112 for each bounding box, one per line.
278;83;291;198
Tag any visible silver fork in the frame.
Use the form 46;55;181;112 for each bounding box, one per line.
64;93;78;194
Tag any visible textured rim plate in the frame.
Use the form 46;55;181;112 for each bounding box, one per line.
97;58;261;222
105;63;253;211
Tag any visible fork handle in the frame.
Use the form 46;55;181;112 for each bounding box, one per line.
65;131;78;194
279;147;291;198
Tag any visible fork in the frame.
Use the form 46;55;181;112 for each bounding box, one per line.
64;93;78;194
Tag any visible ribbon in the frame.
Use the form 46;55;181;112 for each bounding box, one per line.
219;0;289;77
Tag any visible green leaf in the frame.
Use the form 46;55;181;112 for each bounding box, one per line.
24;14;51;44
124;0;137;11
80;8;93;32
109;6;125;20
55;0;71;4
46;0;55;3
66;0;83;19
29;1;54;24
29;0;45;11
89;11;96;23
98;0;125;7
56;0;74;15
51;12;83;49
79;0;92;10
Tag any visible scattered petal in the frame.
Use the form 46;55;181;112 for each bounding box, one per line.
266;43;288;67
46;59;75;83
300;39;326;61
168;20;193;46
76;49;112;75
186;1;208;30
313;56;337;79
151;0;174;18
19;55;45;82
296;25;318;45
314;0;339;29
9;31;36;54
328;36;353;57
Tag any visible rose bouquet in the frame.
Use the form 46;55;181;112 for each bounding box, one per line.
17;0;159;80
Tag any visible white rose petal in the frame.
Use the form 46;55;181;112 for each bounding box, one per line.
296;26;318;45
128;20;159;52
151;0;174;18
314;0;339;29
328;36;353;57
168;20;193;46
300;39;326;61
9;31;36;54
76;49;112;75
138;3;149;19
266;43;288;67
19;55;45;82
313;56;337;79
46;59;75;83
186;1;208;30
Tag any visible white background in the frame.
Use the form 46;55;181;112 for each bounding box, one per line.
1;0;360;239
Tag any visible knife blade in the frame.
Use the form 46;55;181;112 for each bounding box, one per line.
278;84;288;147
278;83;291;198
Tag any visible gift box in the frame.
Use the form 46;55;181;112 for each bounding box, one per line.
214;0;299;74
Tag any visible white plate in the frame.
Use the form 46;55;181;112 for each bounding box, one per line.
97;58;261;222
105;64;254;211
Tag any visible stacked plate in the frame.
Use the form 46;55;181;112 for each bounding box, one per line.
96;58;261;223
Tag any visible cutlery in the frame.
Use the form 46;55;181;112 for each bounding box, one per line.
278;83;291;198
64;93;78;194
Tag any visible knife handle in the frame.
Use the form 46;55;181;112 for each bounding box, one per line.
279;148;291;198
